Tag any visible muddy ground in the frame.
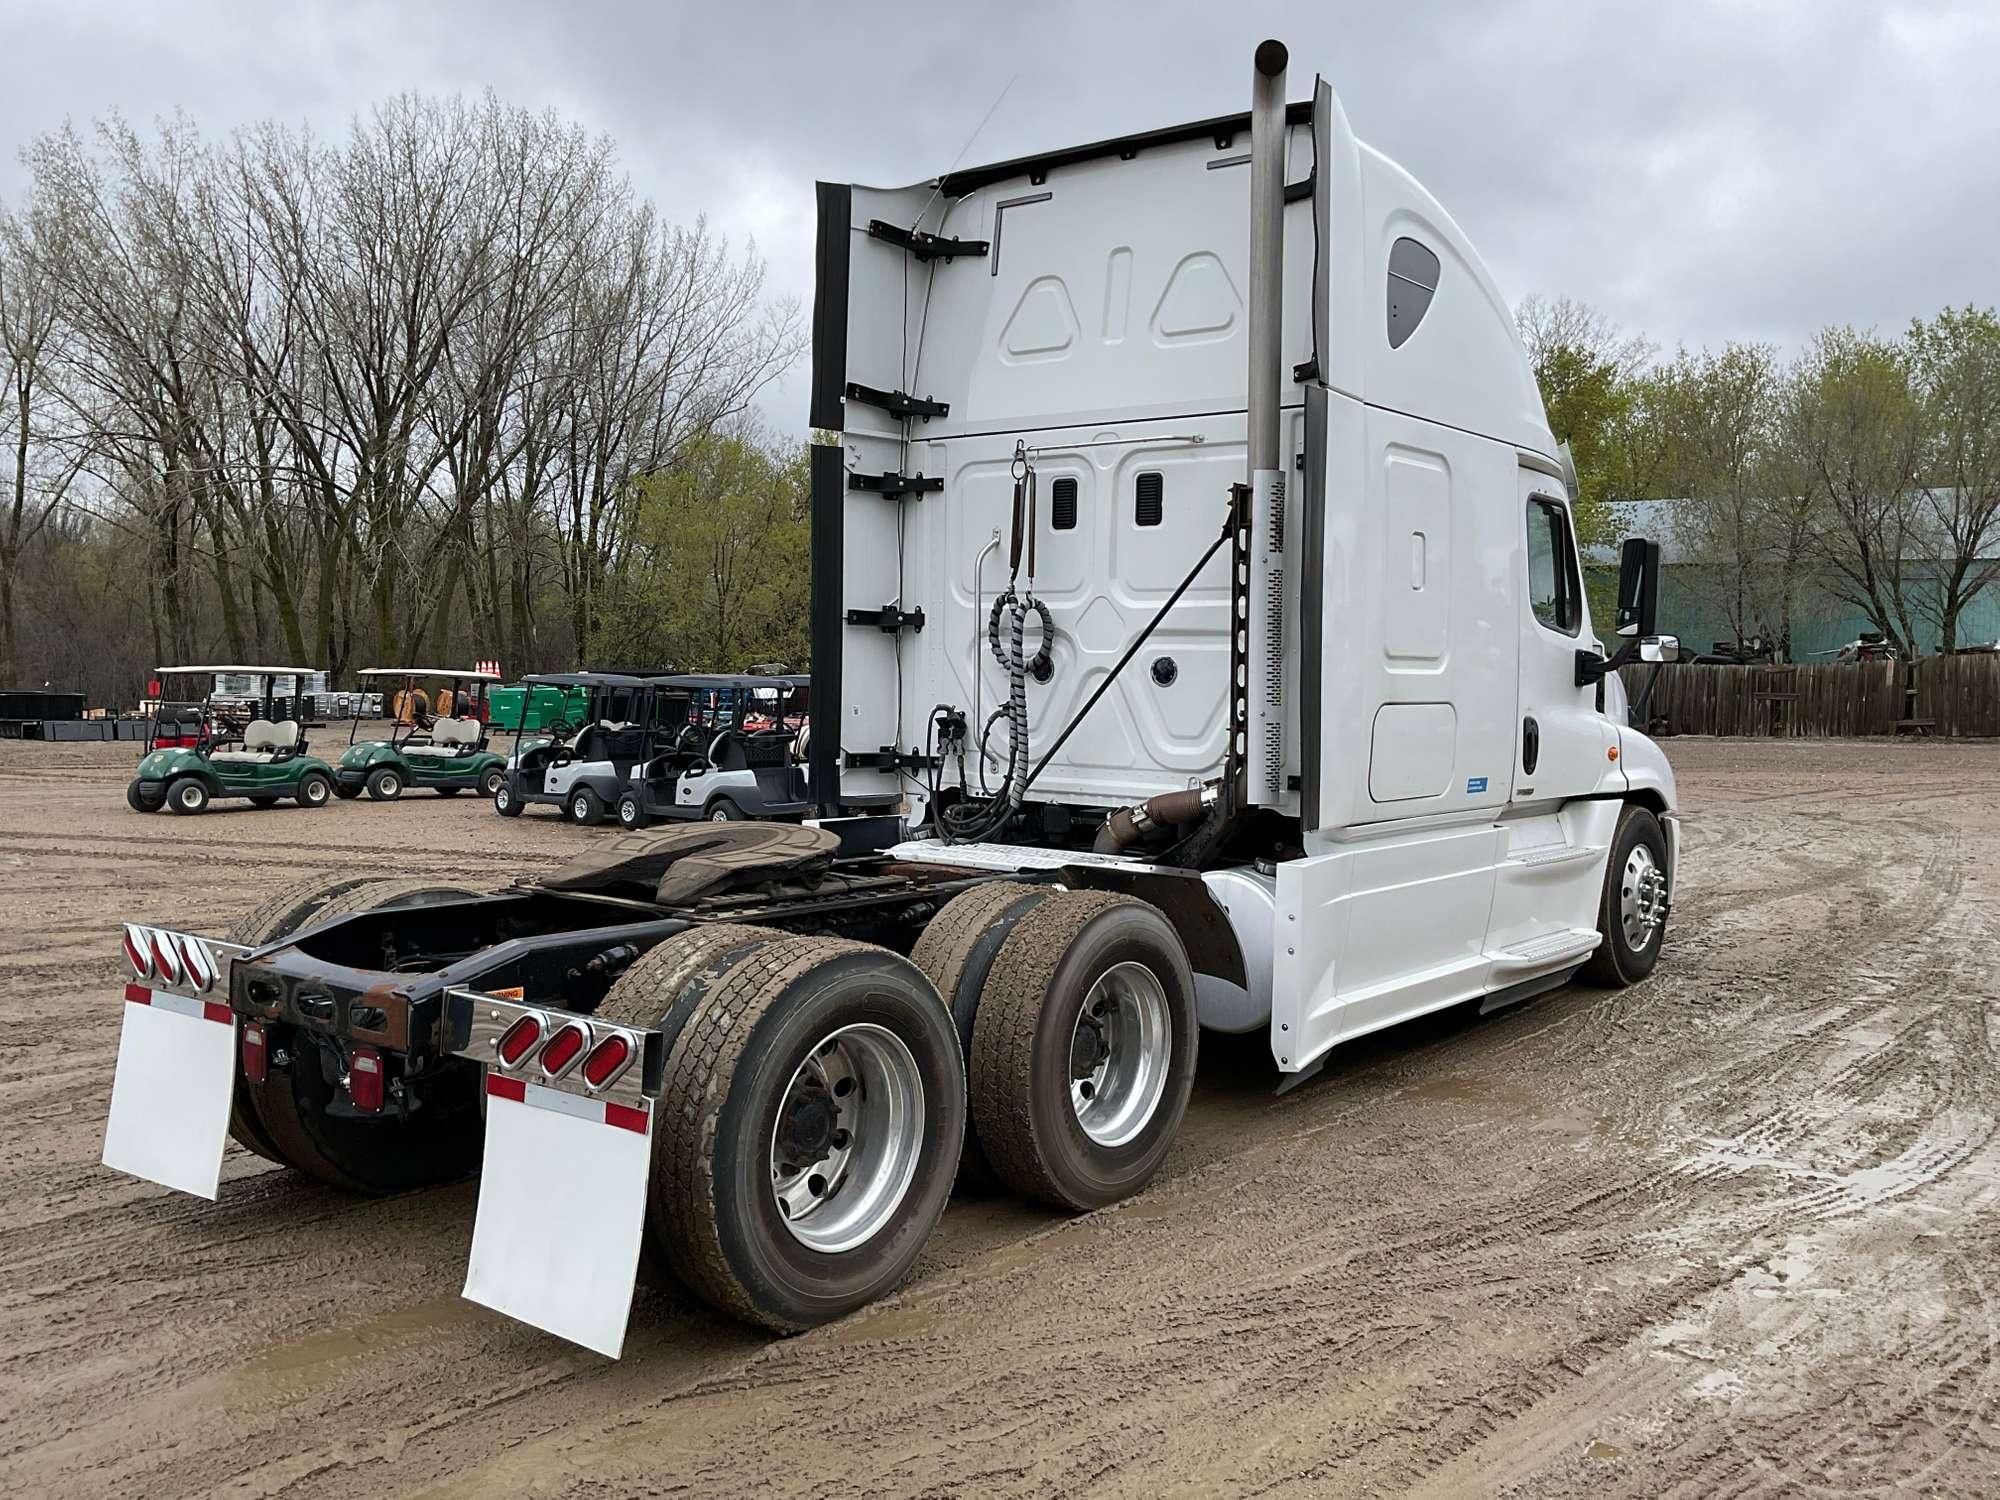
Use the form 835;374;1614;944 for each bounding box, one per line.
2;735;1996;1497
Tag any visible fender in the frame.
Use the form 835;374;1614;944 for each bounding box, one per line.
1615;727;1679;815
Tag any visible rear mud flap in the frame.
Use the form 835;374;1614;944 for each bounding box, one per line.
103;983;237;1199
462;1074;653;1358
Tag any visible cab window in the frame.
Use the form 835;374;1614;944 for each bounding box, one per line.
1526;497;1581;636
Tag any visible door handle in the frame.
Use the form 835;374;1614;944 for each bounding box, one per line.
1522;716;1540;775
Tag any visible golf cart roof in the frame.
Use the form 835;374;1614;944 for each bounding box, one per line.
155;664;321;676
520;672;654;689
658;674;808;691
353;667;502;681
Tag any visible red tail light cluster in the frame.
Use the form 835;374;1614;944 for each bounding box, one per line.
348;1046;385;1114
539;1023;589;1079
487;1006;637;1093
121;925;218;993
496;1015;543;1067
580;1034;632;1089
242;1022;269;1084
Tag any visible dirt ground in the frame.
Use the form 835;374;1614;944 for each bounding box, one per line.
2;735;1997;1498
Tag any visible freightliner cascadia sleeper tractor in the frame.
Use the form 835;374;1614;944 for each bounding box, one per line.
102;41;1678;1357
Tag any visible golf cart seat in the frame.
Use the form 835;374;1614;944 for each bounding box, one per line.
404;716;481;757
211;719;300;764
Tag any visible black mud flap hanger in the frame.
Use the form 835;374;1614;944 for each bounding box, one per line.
845;604;926;633
866;220;989;263
848;470;943;500
846;382;949;422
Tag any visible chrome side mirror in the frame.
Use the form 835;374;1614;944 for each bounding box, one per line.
1637;634;1679;664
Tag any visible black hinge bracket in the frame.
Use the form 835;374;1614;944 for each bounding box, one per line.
847;471;943;501
1284;169;1316;205
846;604;926;634
1292;355;1321;384
844;746;941;772
845;382;949;422
866;220;989;263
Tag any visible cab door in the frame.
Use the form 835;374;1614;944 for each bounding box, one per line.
1514;474;1613;804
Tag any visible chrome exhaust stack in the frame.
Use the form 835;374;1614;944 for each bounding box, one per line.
1244;39;1289;807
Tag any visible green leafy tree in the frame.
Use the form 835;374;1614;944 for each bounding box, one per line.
590;429;810;672
1516;295;1655;546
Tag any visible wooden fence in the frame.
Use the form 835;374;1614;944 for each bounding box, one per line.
1618;657;2000;738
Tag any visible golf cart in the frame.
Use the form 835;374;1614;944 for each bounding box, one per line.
614;674;811;828
127;665;336;815
335;669;508;801
492;672;660;826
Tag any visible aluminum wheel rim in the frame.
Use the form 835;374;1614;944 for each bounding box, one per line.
769;1022;924;1254
1069;961;1171;1148
1620;843;1666;950
304;778;326;804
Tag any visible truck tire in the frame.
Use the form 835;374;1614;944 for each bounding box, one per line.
910;880;1055;1189
366;766;403;801
650;935;965;1332
970;891;1198;1212
247;878;492;1192
568;787;605;827
126;778;164;813
1579;804;1670;988
165;776;210;815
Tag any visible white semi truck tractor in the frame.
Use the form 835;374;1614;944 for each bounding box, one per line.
101;41;1678;1357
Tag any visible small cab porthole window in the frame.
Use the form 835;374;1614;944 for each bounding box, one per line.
1386;237;1440;349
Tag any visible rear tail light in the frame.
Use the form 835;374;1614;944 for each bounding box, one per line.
580;1033;633;1090
176;934;216;992
122;924;152;979
242;1023;269;1084
539;1022;589;1079
148;929;183;986
348;1046;384;1114
496;1014;543;1068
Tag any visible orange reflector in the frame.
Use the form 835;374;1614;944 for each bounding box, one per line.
496;1014;543;1068
1607;746;1620;762
539;1023;588;1078
581;1034;632;1090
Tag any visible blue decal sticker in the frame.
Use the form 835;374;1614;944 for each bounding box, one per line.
1466;776;1488;793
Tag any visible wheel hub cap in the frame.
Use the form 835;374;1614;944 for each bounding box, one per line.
769;1023;924;1253
1620;844;1667;949
1068;962;1171;1148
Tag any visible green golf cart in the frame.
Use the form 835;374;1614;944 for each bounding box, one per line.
334;668;508;801
127;665;337;815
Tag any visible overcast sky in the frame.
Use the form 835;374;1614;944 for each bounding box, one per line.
4;0;1995;425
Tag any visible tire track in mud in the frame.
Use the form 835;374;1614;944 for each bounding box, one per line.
3;737;2000;1498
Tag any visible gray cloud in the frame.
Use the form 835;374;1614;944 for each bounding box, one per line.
4;0;1994;419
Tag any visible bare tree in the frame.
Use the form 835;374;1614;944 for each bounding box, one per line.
1776;328;1928;657
1907;306;2000;652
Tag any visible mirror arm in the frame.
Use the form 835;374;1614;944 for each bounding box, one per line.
1575;637;1639;689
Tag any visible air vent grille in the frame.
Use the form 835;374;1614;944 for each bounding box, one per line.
1135;471;1163;527
1051;476;1078;530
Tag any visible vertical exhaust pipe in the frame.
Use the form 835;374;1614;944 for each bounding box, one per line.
1243;39;1289;806
1247;38;1288;476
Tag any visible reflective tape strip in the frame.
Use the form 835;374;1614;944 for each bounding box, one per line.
123;984;231;1025
485;1072;649;1134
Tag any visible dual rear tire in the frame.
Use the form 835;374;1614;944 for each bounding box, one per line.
595;926;964;1331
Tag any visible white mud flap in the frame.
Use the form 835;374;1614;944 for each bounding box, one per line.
453;990;659;1359
103;980;238;1199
